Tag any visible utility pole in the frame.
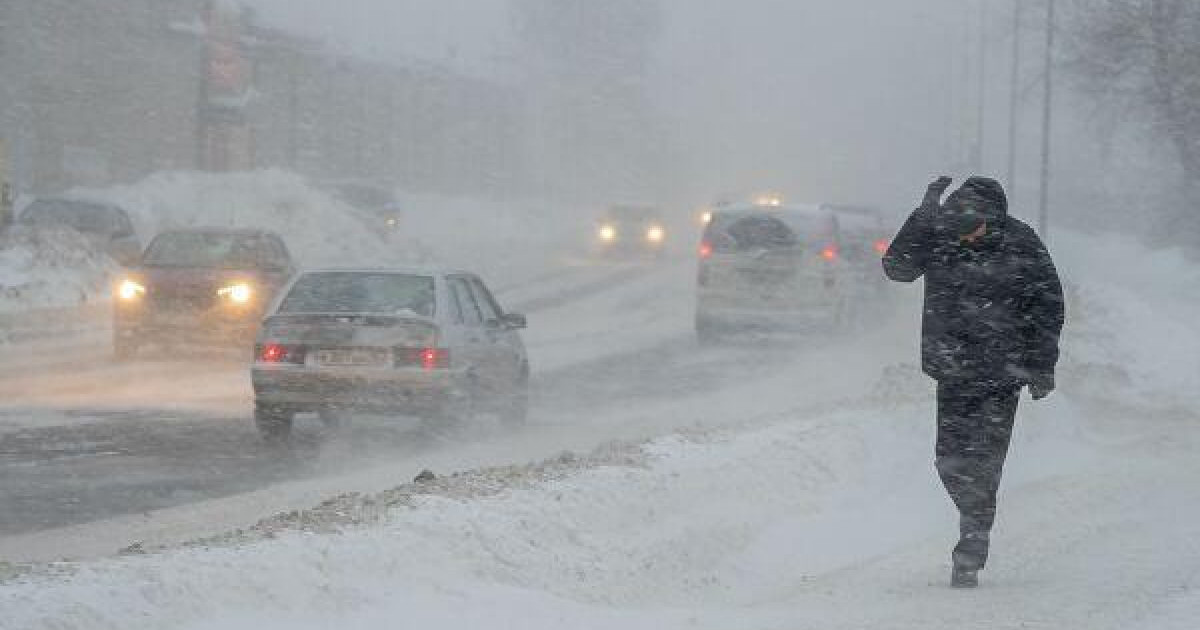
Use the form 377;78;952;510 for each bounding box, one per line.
975;0;987;173
1007;0;1022;194
1038;0;1055;239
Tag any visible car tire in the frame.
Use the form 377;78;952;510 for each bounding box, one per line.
318;406;348;430
499;386;529;428
255;403;294;443
695;314;720;346
426;381;474;430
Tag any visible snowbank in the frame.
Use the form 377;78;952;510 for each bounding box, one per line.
0;228;114;314
87;170;577;287
84;170;416;269
1054;231;1200;412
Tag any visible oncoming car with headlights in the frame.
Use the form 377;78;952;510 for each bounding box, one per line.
251;269;529;441
112;228;296;359
594;205;668;257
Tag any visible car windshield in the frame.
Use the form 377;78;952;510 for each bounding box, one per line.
142;232;262;268
20;199;120;234
724;215;798;250
278;272;436;317
605;207;659;224
331;184;395;210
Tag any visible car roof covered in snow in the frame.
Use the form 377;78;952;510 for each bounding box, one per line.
713;202;829;221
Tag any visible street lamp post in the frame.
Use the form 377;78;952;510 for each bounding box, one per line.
1007;0;1022;194
1037;0;1056;239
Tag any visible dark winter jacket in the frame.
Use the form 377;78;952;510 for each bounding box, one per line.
883;177;1064;385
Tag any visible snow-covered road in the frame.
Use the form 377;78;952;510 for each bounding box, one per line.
0;257;720;535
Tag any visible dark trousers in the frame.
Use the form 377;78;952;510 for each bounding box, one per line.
935;381;1020;570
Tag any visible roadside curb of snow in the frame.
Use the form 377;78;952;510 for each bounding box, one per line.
176;438;653;551
135;383;908;559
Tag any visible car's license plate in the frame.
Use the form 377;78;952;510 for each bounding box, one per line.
317;348;390;367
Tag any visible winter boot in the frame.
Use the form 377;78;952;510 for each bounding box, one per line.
952;531;990;568
951;563;979;588
950;531;988;588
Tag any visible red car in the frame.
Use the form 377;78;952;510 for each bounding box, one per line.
112;228;296;359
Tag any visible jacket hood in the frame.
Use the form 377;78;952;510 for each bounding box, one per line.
941;177;1008;241
946;176;1008;221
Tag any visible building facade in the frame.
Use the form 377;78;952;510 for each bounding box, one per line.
0;0;529;198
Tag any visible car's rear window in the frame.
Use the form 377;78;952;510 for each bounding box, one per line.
279;273;436;317
20;200;122;234
143;232;263;268
330;184;395;210
705;213;832;252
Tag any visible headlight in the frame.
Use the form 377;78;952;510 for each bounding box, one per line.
599;225;617;241
117;279;146;301
700;211;713;225
217;283;253;304
646;225;665;243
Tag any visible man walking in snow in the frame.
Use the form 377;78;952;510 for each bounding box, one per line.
883;176;1064;588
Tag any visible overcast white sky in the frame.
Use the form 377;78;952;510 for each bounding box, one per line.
244;0;979;208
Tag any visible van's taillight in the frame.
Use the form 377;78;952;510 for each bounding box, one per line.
820;245;839;261
397;347;451;370
874;239;889;254
258;343;305;364
699;241;713;258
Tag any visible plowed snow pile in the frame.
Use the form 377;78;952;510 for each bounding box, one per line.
0;170;409;315
84;170;418;268
1;230;1198;630
0;228;114;314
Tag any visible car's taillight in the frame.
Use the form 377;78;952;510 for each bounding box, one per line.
397;347;451;370
258;343;305;364
699;241;713;258
820;245;839;261
874;239;889;254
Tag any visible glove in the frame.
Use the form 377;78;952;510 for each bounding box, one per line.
1028;374;1055;400
922;176;954;208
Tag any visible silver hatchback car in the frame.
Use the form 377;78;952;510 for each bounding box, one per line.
251;269;529;440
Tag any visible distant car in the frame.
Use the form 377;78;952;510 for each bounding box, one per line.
594;205;668;256
821;204;897;320
820;204;890;263
18;197;140;265
112;228;296;359
321;180;403;233
695;204;850;343
251;269;529;441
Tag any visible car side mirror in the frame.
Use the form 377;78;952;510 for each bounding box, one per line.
501;313;527;330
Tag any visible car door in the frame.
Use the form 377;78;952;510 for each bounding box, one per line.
467;275;525;388
446;276;490;387
258;236;295;299
108;208;141;266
